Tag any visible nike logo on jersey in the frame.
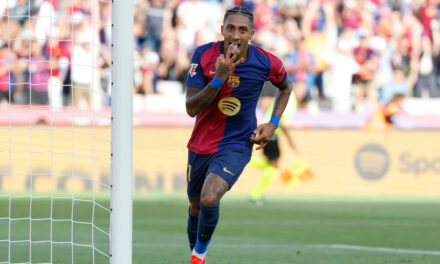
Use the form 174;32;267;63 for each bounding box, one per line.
223;167;234;176
209;70;216;75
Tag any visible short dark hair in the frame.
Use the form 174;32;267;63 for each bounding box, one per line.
224;6;254;27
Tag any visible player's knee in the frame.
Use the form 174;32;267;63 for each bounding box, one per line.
200;193;219;207
189;200;201;217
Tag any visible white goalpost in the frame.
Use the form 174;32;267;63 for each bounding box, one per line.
0;0;133;263
110;0;133;263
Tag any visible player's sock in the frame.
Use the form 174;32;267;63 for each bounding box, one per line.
187;208;198;250
250;165;278;201
194;203;219;255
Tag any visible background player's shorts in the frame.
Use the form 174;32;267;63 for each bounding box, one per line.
263;138;280;161
187;149;251;197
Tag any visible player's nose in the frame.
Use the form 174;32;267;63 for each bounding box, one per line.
231;30;240;40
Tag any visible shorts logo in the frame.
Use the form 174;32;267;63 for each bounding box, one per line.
228;76;240;88
209;70;216;75
189;63;198;77
223;167;234;176
218;97;241;116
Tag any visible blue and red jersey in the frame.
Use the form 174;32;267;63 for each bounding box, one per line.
186;41;287;155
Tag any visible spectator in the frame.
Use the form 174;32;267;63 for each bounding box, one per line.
379;60;418;106
71;23;94;108
303;0;336;103
326;35;360;113
143;0;168;52
285;37;317;109
0;45;11;103
11;0;29;25
28;41;50;105
414;33;440;98
139;46;159;94
352;34;378;112
45;21;71;109
158;29;189;89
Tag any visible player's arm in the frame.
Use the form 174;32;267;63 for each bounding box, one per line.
185;85;221;117
251;78;292;150
271;78;292;123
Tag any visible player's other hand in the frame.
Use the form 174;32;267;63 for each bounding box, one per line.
250;123;277;150
215;44;244;81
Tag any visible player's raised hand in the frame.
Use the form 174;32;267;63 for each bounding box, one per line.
215;44;245;80
250;123;277;150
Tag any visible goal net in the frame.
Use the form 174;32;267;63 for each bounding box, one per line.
0;0;132;263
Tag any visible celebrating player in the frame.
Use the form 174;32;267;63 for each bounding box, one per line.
185;6;293;264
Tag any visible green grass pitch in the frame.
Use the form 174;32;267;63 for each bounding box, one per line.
1;194;439;264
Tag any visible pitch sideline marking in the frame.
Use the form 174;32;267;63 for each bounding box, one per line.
320;244;440;256
133;242;440;256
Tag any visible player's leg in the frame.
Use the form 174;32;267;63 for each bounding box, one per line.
192;173;228;261
187;196;200;250
186;151;210;251
250;138;280;204
192;149;251;262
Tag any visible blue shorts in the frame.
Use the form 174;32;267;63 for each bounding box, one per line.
186;149;251;197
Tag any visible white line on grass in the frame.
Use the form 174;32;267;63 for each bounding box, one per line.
320;244;440;256
133;242;440;256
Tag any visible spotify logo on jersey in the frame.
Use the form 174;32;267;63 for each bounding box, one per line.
355;144;390;180
218;97;241;116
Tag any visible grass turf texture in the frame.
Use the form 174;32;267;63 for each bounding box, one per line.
1;194;439;264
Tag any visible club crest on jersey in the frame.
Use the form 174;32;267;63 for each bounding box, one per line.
227;76;240;88
189;63;198;77
218;96;241;116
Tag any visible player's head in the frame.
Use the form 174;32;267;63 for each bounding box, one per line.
221;7;255;59
223;6;254;27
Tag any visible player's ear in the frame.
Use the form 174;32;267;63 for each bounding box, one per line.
221;25;225;37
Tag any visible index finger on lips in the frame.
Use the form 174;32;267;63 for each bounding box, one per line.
224;44;233;61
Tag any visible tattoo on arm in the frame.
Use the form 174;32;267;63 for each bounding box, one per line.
185;84;220;117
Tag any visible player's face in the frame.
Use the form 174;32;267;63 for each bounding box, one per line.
221;14;254;59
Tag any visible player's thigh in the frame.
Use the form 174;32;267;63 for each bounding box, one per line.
207;149;251;190
200;173;229;206
187;150;211;198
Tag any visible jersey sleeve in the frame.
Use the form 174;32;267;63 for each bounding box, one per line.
267;53;287;86
186;47;207;89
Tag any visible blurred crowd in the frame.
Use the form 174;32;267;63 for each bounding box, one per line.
1;0;440;113
0;0;111;109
